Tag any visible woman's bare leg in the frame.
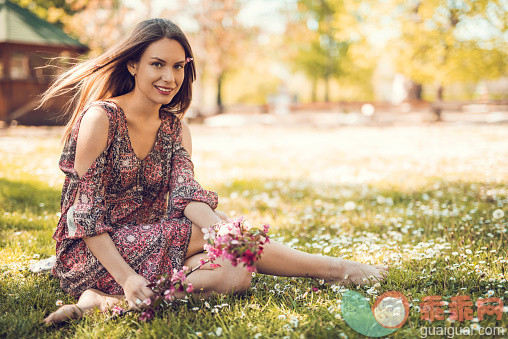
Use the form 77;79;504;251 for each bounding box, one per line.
213;211;389;285
253;240;388;285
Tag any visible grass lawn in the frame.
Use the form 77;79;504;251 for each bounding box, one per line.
0;123;507;338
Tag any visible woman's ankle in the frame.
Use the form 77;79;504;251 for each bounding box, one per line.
71;304;84;317
322;256;343;282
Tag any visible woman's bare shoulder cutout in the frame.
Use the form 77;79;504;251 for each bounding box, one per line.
74;106;110;179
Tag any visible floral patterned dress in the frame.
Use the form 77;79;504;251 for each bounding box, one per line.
51;100;218;297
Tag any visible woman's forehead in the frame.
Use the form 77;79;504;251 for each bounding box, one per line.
142;38;185;61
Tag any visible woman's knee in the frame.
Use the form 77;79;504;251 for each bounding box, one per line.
226;266;252;294
238;269;253;293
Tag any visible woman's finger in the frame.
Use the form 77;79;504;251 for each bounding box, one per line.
128;299;140;311
141;286;155;300
134;292;151;307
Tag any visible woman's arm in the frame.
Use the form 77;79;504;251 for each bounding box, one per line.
83;234;153;308
184;201;222;229
74;107;153;308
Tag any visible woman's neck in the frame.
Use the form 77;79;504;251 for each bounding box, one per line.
122;90;162;122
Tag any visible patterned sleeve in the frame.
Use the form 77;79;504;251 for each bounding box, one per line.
67;103;117;239
166;117;219;219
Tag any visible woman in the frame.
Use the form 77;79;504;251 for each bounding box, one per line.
41;18;388;324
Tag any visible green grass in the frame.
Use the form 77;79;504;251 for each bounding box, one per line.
0;125;507;338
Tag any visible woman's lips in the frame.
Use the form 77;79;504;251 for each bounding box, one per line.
155;85;173;95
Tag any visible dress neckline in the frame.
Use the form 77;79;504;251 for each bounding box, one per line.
103;99;164;163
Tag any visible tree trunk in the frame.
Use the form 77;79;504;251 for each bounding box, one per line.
415;83;423;100
324;75;330;102
432;84;444;121
216;73;224;114
312;79;317;102
406;81;423;100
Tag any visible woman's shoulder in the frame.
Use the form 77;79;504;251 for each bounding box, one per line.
69;99;122;148
90;99;123;120
80;105;110;131
81;99;126;130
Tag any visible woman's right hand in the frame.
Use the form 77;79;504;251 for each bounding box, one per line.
82;233;155;310
121;273;155;310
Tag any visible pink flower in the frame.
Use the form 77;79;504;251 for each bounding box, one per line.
216;226;228;237
202;227;216;240
111;305;124;316
170;268;188;283
143;298;151;306
186;283;194;293
139;310;153;322
247;265;257;273
243;220;253;230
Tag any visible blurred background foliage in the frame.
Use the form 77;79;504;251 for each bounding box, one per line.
10;0;508;110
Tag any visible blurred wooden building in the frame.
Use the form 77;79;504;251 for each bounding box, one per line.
0;0;88;125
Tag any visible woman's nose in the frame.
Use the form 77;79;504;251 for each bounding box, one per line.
161;68;175;83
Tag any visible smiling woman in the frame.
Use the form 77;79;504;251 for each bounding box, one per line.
36;18;388;325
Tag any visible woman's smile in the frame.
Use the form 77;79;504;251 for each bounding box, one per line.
154;85;174;95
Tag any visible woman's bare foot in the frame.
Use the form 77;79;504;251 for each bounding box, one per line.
43;304;83;324
324;257;389;286
43;289;124;324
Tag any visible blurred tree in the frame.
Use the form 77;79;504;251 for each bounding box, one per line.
12;0;128;54
388;0;508;120
178;0;253;114
10;0;89;29
286;0;347;102
65;0;129;54
285;0;376;102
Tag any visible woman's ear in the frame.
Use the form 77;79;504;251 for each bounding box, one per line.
127;61;138;76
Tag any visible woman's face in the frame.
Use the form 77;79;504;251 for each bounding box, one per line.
128;38;186;106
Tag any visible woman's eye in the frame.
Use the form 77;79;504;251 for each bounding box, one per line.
152;62;163;67
174;64;184;70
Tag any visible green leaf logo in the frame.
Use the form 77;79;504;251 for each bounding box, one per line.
342;290;410;337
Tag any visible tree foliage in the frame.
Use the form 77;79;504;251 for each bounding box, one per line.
175;0;256;111
10;0;89;29
285;0;376;101
389;0;508;92
10;0;127;53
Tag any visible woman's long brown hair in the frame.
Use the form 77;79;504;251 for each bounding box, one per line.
37;18;196;142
